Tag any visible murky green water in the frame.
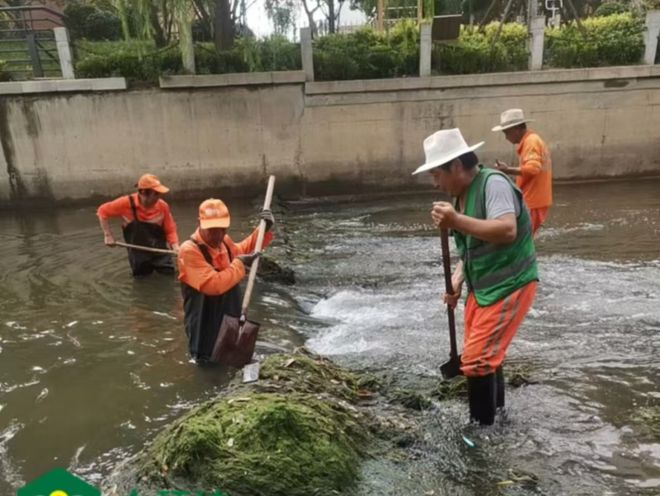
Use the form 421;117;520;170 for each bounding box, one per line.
0;179;658;495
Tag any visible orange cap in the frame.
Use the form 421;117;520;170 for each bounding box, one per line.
199;199;230;229
136;174;169;194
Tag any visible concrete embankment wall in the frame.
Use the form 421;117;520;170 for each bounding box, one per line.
1;66;659;207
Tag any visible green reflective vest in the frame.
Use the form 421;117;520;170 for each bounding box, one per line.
454;166;538;307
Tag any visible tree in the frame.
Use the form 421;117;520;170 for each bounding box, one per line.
110;0;246;50
265;0;297;36
265;0;345;37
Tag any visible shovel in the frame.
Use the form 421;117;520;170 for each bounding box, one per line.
439;228;462;380
211;175;276;368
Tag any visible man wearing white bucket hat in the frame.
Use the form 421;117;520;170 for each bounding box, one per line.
492;108;552;235
413;128;538;425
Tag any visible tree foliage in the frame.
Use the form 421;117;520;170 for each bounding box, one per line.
56;0;244;51
264;0;344;38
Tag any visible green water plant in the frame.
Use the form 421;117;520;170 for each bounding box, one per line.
132;349;377;495
630;405;660;437
137;392;368;495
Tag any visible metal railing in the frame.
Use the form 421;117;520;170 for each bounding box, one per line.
0;5;65;79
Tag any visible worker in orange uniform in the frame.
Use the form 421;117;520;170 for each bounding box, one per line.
492;109;553;235
413;128;538;425
177;199;275;363
97;173;179;277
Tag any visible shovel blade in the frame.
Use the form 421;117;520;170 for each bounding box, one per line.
211;316;261;368
440;356;462;380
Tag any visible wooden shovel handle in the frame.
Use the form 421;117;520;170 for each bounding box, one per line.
440;229;458;360
240;175;276;317
115;241;176;255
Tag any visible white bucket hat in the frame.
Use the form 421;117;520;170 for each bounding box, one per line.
491;108;534;132
412;128;484;175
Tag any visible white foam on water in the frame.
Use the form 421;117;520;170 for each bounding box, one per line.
35;388;49;403
306;284;435;356
0;421;25;489
539;222;606;239
5;322;26;330
152;311;176;320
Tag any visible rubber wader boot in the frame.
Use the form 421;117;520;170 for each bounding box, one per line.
496;366;505;409
467;373;497;425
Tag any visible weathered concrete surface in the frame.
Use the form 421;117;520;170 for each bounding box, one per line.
0;66;659;207
0;84;304;206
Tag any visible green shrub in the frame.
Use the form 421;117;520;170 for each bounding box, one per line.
594;1;629;16
75;44;181;81
233;35;301;72
64;1;121;41
72;14;646;82
84;10;122;40
436;23;528;74
643;0;660;9
314;23;419;81
75;37;300;81
0;59;10;81
194;44;250;74
545;12;645;68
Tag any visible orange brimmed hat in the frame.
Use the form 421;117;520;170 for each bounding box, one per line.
199;199;230;229
136;173;169;193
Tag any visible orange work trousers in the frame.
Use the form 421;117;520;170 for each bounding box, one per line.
530;207;549;236
460;281;537;377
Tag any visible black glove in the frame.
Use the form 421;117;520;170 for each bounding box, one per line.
259;209;275;231
237;252;261;268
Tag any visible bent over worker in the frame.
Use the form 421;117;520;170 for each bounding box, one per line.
177;199;275;363
413;128;538;425
492;109;553;235
97;174;179;277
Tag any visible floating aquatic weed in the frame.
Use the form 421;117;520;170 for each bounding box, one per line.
258;347;369;402
137;392;368;495
390;389;434;411
257;256;296;285
117;349;387;496
630;405;660;437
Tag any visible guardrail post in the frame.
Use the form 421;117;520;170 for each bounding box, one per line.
54;27;75;79
419;21;432;77
26;33;43;78
528;16;545;70
301;27;314;82
643;10;660;65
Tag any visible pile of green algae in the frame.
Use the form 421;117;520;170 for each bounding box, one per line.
107;349;533;495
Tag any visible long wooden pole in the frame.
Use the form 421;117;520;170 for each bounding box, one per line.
114;241;176;255
240;175;276;318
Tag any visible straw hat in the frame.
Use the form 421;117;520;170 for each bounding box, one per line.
412;128;484;175
491;108;534;132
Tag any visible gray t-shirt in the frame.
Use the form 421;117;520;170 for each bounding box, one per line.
485;175;520;219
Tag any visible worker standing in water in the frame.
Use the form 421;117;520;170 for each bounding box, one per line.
413;128;538;425
97;173;179;277
492;109;553;235
177;199;274;363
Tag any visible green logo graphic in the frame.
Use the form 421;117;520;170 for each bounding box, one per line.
17;467;100;496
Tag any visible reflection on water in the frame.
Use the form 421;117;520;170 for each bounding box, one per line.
0;178;658;494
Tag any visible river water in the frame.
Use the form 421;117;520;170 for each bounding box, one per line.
0;179;658;495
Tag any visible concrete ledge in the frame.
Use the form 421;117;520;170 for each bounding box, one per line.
306;65;660;95
159;70;306;89
0;78;127;95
